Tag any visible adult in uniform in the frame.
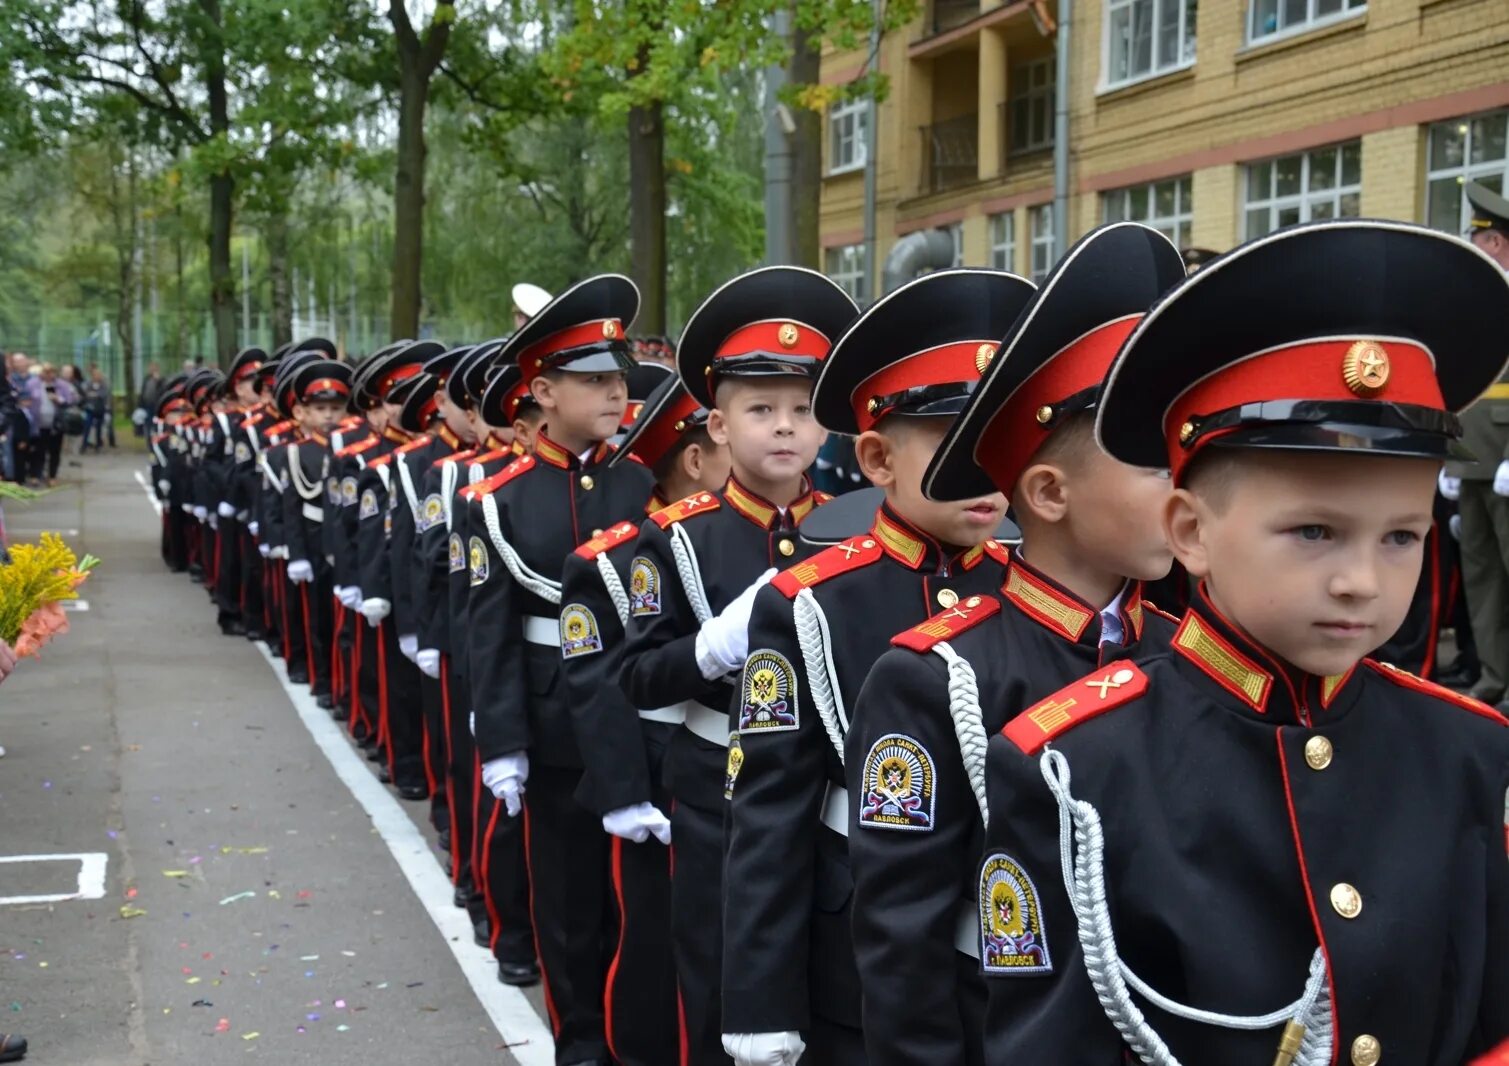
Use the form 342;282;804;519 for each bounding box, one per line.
1449;181;1509;706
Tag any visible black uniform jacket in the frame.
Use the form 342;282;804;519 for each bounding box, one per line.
282;431;331;568
723;503;1012;1035
982;586;1509;1065
354;434;431;613
848;554;1176;1066
448;444;523;702
414;440;478;655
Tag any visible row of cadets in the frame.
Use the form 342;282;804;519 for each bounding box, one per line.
719;264;1037;1064
320;369;377;723
467;274;660;1066
202;347;266;637
560;370;733;1065
981;220;1509;1062
844;223;1187;1065
617;266;858;1065
149;373;196;572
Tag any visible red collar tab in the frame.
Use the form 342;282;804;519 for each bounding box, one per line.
1000;557;1097;643
1167;338;1441;480
976;314;1141;491
517;318;624;382
438;424;461;450
1004;661;1150;754
382;426;410;445
871;504;939;571
647;489;672;516
714;320;831;364
854;338;996;432
533;433;571;469
511;439;527;456
374;363;422;398
723;476;818;530
627;392;705;469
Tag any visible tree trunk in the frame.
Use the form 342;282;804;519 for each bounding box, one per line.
788;20;822;270
201;0;236;367
628;98;666;335
390;70;428;338
266;211;293;348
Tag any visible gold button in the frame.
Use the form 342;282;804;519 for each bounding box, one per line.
778;538;795;557
1351;1034;1381;1065
1179;421;1196;444
936;588;959;609
579;475;595;491
1330;882;1362;919
862;539;875;549
1035;405;1053;425
1304;735;1333;770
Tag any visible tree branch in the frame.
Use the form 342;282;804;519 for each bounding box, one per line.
123;0;199;140
418;0;455;77
388;0;419;55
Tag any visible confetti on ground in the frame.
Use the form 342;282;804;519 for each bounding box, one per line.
267;889;281;899
340;950;355;957
185;978;201;985
336;1025;350;1032
191;1000;212;1007
220;846;268;855
334;999;346;1009
215;1019;230;1033
118;906;147;920
162;870;189;878
217;891;256;906
241;1031;259;1041
300;955;319;961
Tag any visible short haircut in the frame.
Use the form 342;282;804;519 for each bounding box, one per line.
1029;410;1098;471
712;375;813;409
651;425;715;484
1180;447;1246;513
514;404;546;428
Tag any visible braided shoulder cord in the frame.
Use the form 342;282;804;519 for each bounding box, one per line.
441;459;459;531
793;588;847;765
668;522;713;625
468;462;486;485
930;642;989;829
395;452;422;521
258;453;287;495
375;463;391;494
598;554;631;626
287;443;323;501
481;492;562;605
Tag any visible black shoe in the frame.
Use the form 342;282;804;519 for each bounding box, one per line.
398;783;429;801
220;618;247;637
438;831;451;854
377;765;392;784
288;670;310;685
453;884;470;909
497;960;540;987
331;705;349;722
315;693;334;710
245;628;266;642
0;1032;27;1063
365;745;384;763
473;919;491;948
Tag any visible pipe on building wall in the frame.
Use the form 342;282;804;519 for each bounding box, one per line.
1052;0;1072;260
882;229;956;293
863;0;882;300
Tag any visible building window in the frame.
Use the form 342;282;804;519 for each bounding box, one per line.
1426;109;1509;235
1102;175;1194;249
825;243;870;303
1029;204;1055;282
828;99;869;175
1009;56;1055;156
1105;0;1197;89
989;212;1016;272
1243;141;1361;239
945;223;964;268
1248;0;1364;44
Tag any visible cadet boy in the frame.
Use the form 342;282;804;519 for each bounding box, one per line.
719;268;1034;1066
847;224;1186;1066
983;220;1509;1064
469;275;654;1066
620;265;857;1065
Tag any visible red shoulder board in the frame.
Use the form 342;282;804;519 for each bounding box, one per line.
434;448;478;469
1470;1038;1509;1065
1004;661;1150;755
338;415;364;430
814;491;834;505
650;491;721;529
982;539;1011;567
772;537;883;598
337;437;380;460
397;435;432;455
891;594;1002;652
367;452;395;468
244;411;267;426
471;448;510;467
480;454;535;495
1366;660;1505;725
574;521;640;560
266;419;296;437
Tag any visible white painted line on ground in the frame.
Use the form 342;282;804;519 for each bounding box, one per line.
253;642;556;1066
132;469;164;516
0;851;109;905
63;599;89;612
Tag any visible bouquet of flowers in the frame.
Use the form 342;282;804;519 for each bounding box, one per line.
0;533;99;657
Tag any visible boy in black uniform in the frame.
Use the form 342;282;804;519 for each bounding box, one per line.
469;275;653;1066
564;374;731;1066
719;268;1034;1066
846;224;1187;1066
620;266;857;1066
984;220;1509;1064
261;354;320;680
206;348;265;636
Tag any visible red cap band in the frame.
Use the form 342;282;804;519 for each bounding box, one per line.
518;319;624;383
374;363;423;398
628;393;704;469
714;320;831;363
304;377;351;398
853;339;996;432
232;360;263;384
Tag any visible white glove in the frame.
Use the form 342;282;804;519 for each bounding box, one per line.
722;1032;806;1066
217;501;236;518
398;634;419;661
1495;460;1509;497
1451;513;1463;541
286;559;314;584
249;521;259;538
339;586;363;611
361;598;391;625
602;802;672;845
481;752;528;817
193;505;208;522
469;711;476;737
417;648;441;678
695;568;777;680
157;479;170;497
1438;470;1461;501
258;543;272;559
208;513;218;531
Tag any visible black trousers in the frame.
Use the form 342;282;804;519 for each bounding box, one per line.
278;559;310;679
240;528;265;636
444;663;487;922
523;763;614;1065
350;615;380;745
420;673;449;829
214;518;243;626
671;799;733;1066
27;428;61;481
297;566;333;697
378;621;426;791
478;768;536;964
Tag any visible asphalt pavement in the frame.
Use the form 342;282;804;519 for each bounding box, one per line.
0;448;554;1065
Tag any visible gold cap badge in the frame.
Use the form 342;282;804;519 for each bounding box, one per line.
975;344;997;375
1179;421;1197;444
1342;340;1389;397
602;320;619;340
778;323;800;349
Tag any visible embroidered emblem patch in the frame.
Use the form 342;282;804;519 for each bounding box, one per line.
629;556;661;617
978;852;1052;975
234;441;252;463
419;493;444;531
341;477;358;506
559;603;603;658
468;536;488;586
724;733;744;799
327;477;341;505
383;512;393;538
359;489;379;520
857;733;936;832
448;534;465;574
739;650;799;732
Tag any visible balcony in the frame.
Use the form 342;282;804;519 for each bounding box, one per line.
997;100;1055;171
920;114;979;194
928;0;979;35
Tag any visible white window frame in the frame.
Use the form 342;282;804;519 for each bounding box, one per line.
1102;0;1197;92
1008;56;1056;156
989;211;1016;272
825;243;870;303
1247;0;1365;46
827;99;869;176
1242;141;1361;240
1029;204;1055;283
1424;109;1509;236
1102;175;1194;249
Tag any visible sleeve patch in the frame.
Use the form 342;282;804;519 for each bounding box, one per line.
738;649;799;732
857;733;936;832
723;733;744;800
327;477;341;505
560;603;603;658
341;477;359;505
359;489;379;520
448;534;465;573
234;441;252;463
629;556;662;617
468;536;489;586
418;493;444;531
978;852;1052;975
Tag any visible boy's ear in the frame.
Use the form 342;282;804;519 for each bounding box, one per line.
706;408;730;447
853;430;896;489
529;375;554;410
680;441;703;482
1164;488;1211;578
1014;462;1070;525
